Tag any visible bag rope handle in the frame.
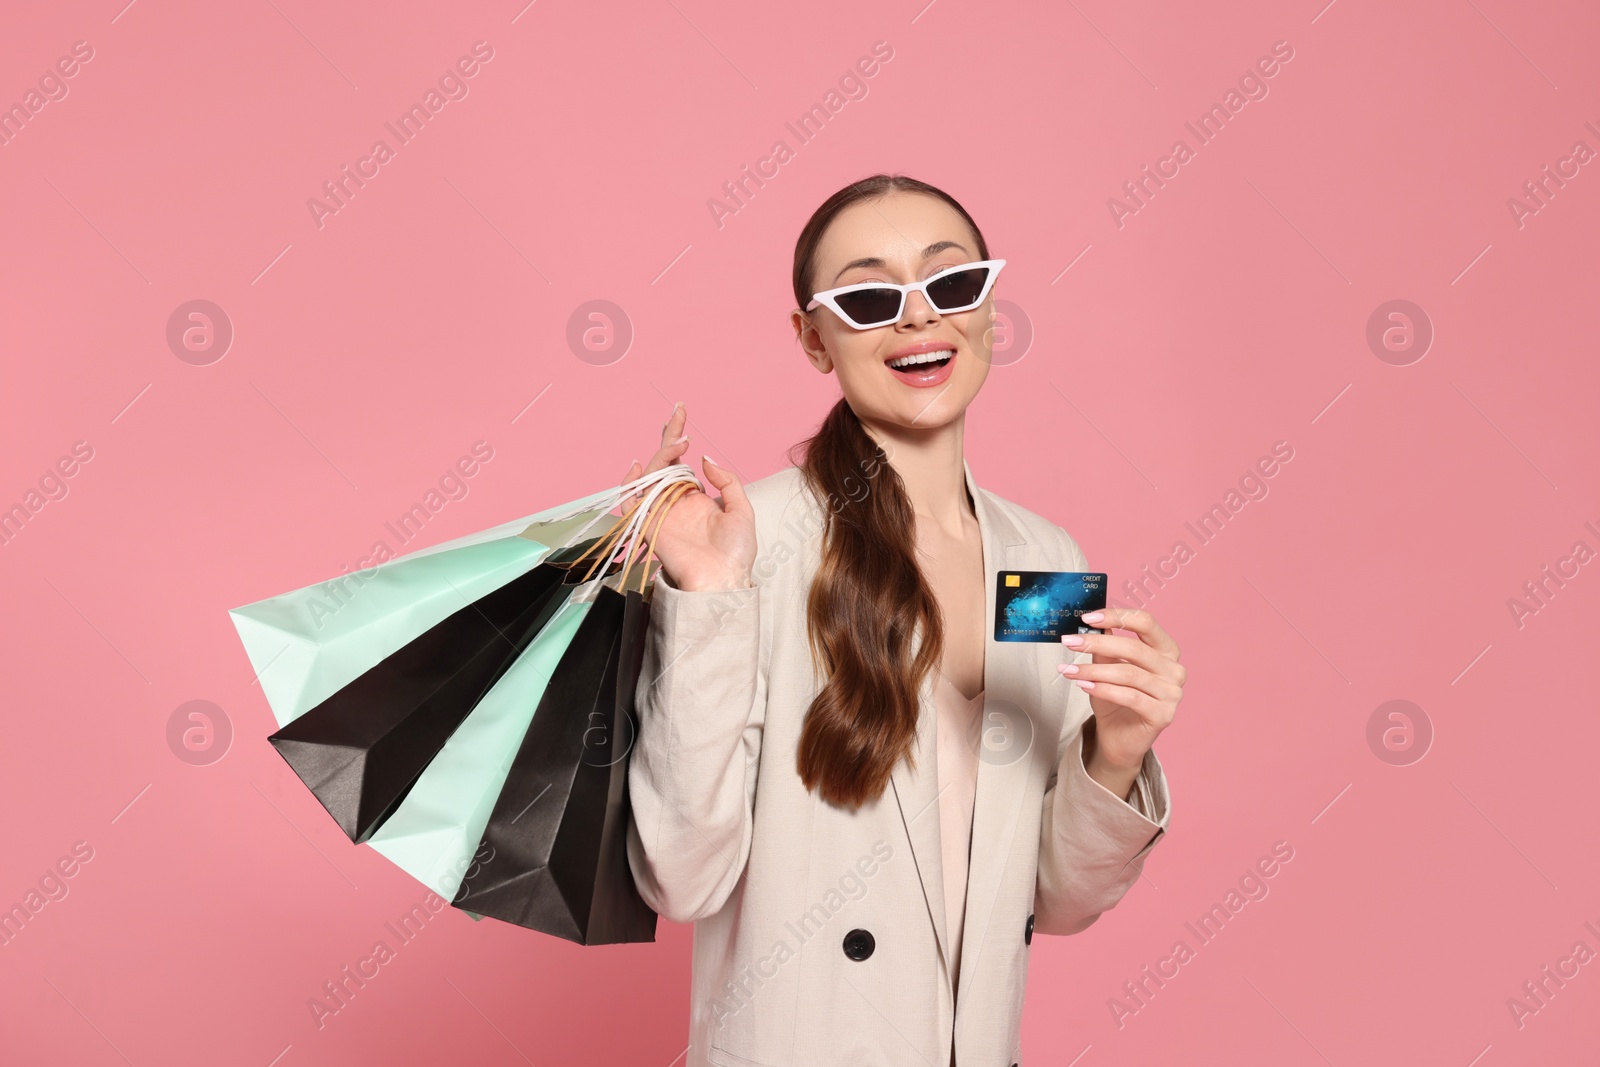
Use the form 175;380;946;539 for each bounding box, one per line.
566;468;699;591
626;479;695;594
540;463;700;551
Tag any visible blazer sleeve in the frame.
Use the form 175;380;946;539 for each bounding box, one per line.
1033;534;1172;937
625;567;766;924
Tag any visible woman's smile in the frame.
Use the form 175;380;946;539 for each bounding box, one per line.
885;339;958;387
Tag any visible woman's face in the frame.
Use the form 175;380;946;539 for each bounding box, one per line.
793;190;995;435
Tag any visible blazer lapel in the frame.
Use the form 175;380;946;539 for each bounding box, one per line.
955;459;1036;1005
889;457;1031;990
888;648;950;972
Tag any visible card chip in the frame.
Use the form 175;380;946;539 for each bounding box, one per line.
1005;574;1020;587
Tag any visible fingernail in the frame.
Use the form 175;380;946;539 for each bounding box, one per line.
1057;663;1078;674
703;454;718;467
670;434;689;445
1062;634;1084;646
1075;679;1095;690
674;400;683;411
1082;611;1104;623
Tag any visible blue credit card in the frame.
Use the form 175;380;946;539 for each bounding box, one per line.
994;571;1107;642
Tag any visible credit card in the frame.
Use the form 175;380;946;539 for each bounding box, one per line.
994;571;1107;642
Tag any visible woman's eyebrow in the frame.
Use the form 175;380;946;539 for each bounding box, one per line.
830;241;970;284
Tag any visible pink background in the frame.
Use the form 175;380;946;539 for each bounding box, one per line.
3;0;1597;1064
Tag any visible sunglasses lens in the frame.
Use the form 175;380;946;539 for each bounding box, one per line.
926;266;991;311
833;288;902;326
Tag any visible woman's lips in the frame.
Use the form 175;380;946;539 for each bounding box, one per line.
886;350;956;388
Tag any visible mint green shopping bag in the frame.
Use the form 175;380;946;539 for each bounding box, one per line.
230;490;623;730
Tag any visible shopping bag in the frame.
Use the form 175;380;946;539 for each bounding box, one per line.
266;535;620;843
451;479;694;944
230;493;623;729
364;592;594;900
241;470;681;844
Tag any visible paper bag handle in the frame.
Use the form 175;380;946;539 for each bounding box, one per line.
624;480;694;594
565;467;699;593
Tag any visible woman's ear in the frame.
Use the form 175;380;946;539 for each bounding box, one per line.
791;310;834;373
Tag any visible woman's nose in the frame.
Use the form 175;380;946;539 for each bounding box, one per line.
899;290;940;326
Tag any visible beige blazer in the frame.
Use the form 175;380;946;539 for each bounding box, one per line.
627;460;1171;1067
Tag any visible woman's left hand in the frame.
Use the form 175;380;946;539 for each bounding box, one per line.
1056;607;1185;782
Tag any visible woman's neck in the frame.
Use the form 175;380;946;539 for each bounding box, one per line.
860;417;973;536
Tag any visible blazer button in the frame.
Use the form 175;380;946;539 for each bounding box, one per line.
1024;913;1035;945
841;928;875;961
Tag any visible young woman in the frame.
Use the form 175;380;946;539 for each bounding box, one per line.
622;174;1185;1067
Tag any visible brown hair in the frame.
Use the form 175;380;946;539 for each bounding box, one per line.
786;173;992;809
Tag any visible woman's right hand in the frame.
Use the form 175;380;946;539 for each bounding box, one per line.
619;402;756;592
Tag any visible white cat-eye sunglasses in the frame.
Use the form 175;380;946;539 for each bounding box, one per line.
804;259;1006;330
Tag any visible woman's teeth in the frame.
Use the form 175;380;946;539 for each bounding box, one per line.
888;349;955;369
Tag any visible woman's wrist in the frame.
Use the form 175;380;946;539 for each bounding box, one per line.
1084;750;1141;802
1080;717;1142;801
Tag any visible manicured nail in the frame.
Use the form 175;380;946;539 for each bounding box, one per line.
703;454;718;468
1062;634;1084;647
1082;611;1104;623
670;434;689;445
1075;679;1095;690
1057;663;1079;674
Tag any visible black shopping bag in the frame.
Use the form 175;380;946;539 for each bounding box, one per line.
451;565;658;945
268;537;620;843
